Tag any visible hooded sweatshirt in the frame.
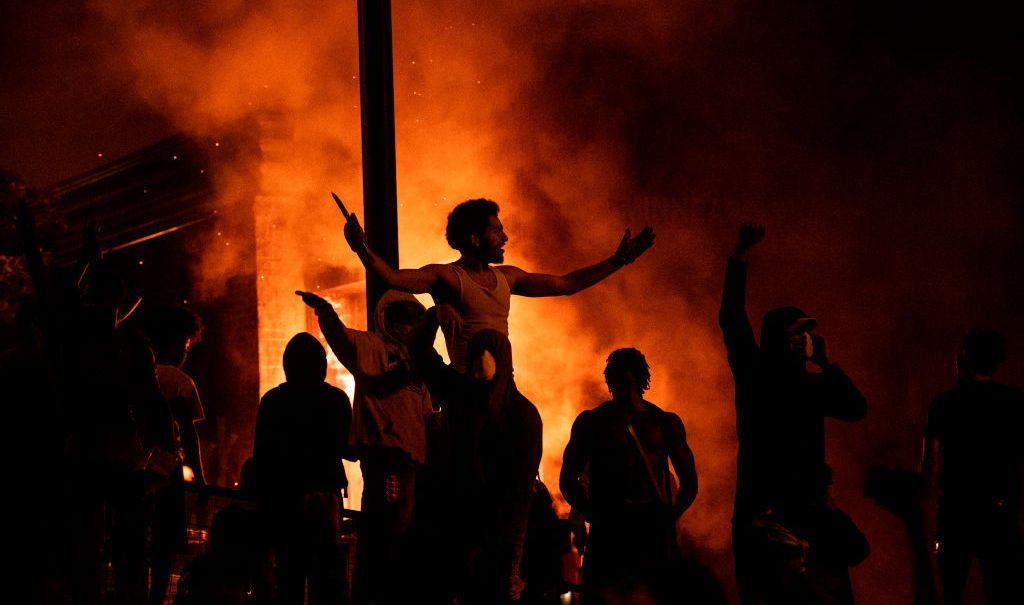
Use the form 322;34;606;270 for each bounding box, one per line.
316;290;434;464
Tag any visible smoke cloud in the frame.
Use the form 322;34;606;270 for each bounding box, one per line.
81;1;1024;602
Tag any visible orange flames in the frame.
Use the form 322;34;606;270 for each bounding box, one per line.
94;0;738;575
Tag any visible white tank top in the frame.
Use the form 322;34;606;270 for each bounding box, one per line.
447;265;511;371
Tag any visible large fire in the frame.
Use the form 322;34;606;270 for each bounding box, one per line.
85;2;1024;603
91;0;737;559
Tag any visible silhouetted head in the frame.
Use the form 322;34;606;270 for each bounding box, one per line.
383;299;426;345
206;503;252;557
445;198;507;263
760;306;817;365
466;329;512;383
282;332;327;385
604;347;651;399
956;327;1005;379
144;304;203;366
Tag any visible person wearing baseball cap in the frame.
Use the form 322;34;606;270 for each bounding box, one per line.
719;224;867;605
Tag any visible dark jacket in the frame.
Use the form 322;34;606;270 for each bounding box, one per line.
719;259;866;519
253;382;352;492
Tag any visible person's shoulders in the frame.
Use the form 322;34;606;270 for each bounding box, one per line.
261;383;287;401
589;400;618;417
157;364;196;389
319;382;351;404
426;262;459;279
928;386;959;411
571;403;608;427
494;264;527;284
643;401;686;432
258;384;287;413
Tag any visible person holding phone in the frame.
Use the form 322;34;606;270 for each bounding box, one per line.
719;224;868;605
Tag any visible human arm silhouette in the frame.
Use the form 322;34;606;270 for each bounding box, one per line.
502;227;655;296
335;193;448;294
811;336;868;421
732;222;765;263
179;415;206;485
295;290;360;371
667;414;698;519
407;306;464;404
719;224;764;375
559;411;594;519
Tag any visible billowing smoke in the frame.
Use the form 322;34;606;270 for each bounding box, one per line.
88;1;1024;602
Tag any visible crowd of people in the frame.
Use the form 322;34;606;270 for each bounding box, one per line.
4;197;1022;605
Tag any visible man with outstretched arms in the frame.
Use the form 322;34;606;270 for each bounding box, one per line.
336;196;654;370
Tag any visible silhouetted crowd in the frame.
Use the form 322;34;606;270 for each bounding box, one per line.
4;199;1022;605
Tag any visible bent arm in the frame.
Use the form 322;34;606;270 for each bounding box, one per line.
668;414;698;518
408;309;462;405
559;413;593;518
819;364;868;421
505;260;622;297
296;291;361;368
315;307;359;370
180;420;205;485
355;244;442;294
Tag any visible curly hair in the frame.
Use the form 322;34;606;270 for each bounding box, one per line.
144;304;203;354
604;347;652;393
445;198;499;252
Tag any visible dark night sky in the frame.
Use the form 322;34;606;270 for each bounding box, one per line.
2;2;1022;604
0;1;174;185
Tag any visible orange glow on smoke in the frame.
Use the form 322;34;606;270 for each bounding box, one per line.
95;0;738;557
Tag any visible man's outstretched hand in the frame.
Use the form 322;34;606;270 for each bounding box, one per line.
613;226;656;266
295;290;333;314
734;223;766;261
331;193;367;253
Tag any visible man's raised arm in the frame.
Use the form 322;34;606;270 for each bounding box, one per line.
295;290;359;369
720;224;764;371
335;196;443;294
505;227;655;297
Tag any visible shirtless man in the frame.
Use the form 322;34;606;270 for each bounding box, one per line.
338;197;655;370
560;348;698;604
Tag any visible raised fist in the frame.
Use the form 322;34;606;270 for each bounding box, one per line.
735;223;766;258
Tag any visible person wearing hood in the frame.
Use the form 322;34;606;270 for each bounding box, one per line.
296;289;434;605
719;224;867;605
408;306;543;605
253;332;352;605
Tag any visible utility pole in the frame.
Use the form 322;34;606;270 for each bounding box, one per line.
357;0;400;325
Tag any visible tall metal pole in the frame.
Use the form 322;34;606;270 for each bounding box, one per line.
357;0;400;326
